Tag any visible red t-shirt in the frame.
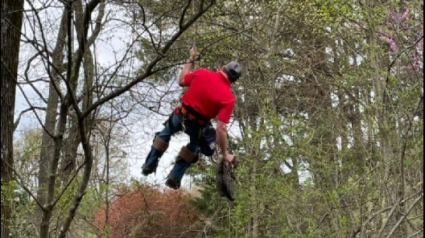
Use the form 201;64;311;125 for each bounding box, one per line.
181;68;235;123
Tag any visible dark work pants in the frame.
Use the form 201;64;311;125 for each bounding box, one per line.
144;111;201;183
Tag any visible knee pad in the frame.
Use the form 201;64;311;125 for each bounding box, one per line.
177;146;197;163
152;135;169;152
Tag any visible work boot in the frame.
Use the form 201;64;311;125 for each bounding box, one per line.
142;157;159;176
165;155;193;189
142;134;169;176
164;146;199;189
165;175;180;189
142;147;165;176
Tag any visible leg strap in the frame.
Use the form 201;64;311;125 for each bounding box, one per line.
178;146;197;162
152;135;169;152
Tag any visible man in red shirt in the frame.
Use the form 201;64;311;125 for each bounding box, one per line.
141;46;242;189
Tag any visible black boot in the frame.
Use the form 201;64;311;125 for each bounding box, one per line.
142;134;169;176
141;148;161;176
164;147;198;189
165;174;181;190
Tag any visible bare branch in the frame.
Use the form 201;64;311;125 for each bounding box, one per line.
82;0;216;119
15;82;55;139
386;35;424;82
23;52;49;104
51;162;85;208
13;106;46;131
87;0;106;46
407;229;424;238
179;0;192;29
386;194;424;238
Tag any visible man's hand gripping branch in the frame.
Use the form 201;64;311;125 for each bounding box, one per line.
178;45;200;87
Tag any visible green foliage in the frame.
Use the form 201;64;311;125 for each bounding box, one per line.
10;0;422;237
188;0;423;237
2;180;37;238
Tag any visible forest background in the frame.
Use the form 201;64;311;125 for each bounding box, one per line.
1;0;423;237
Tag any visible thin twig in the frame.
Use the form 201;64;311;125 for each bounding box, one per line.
386;194;424;238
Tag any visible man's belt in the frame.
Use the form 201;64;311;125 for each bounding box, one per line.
179;103;210;126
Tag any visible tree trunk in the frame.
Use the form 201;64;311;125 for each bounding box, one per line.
1;1;24;237
36;7;68;221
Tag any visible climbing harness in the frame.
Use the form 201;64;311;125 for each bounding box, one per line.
179;103;209;126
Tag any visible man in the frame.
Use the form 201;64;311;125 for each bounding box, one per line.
141;46;242;189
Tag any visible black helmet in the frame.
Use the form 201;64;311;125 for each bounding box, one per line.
223;61;242;82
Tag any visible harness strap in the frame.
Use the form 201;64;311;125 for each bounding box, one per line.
181;103;210;122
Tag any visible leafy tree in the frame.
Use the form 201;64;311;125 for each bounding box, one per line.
189;0;423;237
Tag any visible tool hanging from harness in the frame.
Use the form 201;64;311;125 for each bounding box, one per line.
199;124;216;156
